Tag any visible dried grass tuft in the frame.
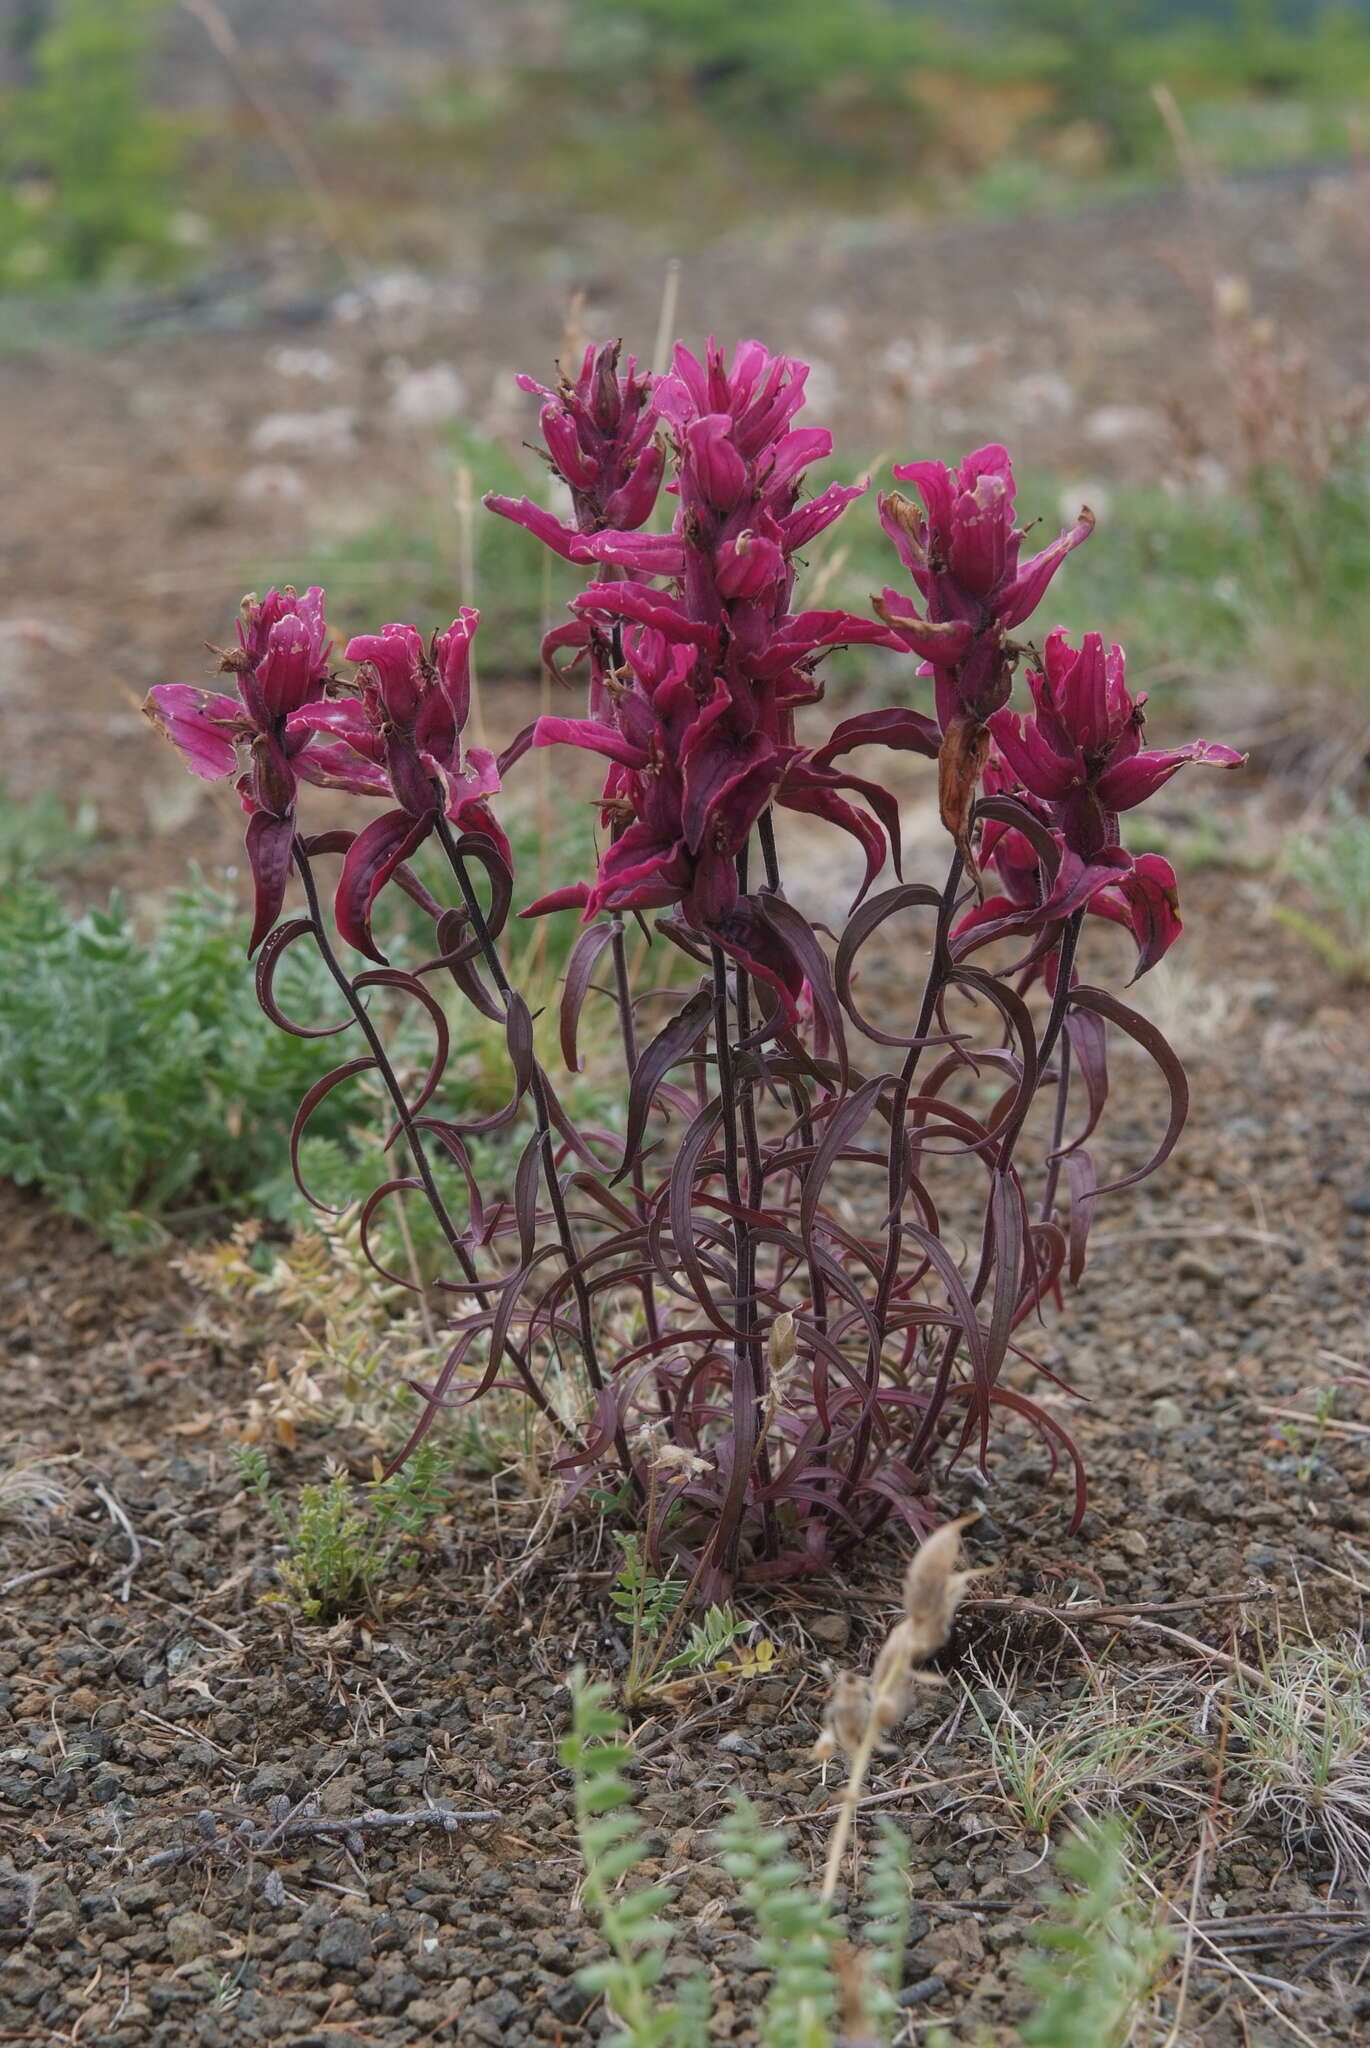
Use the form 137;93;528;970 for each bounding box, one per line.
0;1454;74;1532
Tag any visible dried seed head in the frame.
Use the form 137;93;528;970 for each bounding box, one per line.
768;1311;797;1375
901;1514;978;1665
630;1419;669;1461
646;1441;710;1479
870;1620;916;1729
810;1670;872;1761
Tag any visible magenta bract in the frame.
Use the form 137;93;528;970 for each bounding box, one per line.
875;446;1094;735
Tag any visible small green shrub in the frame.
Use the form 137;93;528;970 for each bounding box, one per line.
0;0;184;289
572;0;929;120
0;877;361;1246
0;833;614;1251
233;1441;451;1621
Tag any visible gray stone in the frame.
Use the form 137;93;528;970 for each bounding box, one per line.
317;1916;372;1971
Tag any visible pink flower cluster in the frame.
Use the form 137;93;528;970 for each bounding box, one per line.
502;340;913;999
146;596;503;959
147;336;1244;991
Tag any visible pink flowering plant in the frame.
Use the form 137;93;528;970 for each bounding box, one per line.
147;337;1242;1598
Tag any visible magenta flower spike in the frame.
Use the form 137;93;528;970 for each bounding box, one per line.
287;610;506;961
874;445;1094;852
955;633;1244;977
520;338;910;1002
144;586;335;951
485;341;664;562
876;447;1094;730
988;629;1245;862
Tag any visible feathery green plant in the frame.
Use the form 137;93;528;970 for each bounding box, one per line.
233;1442;451;1621
563;1671;915;2046
561;1674;710;2048
715;1797;843;2048
1018;1823;1171;2048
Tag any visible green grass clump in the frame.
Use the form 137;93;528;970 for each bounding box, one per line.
1276;791;1370;985
0;785;100;889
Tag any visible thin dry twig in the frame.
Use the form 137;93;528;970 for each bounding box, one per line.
0;1557;80;1596
140;1799;501;1873
89;1481;142;1602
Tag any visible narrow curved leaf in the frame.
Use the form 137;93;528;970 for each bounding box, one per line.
559;921;616;1073
288;1056;377;1210
835;883;945;1045
255;917;351;1040
617;986;713;1183
1065;986;1189;1194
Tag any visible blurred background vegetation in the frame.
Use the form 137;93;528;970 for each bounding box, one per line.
3;0;1370;287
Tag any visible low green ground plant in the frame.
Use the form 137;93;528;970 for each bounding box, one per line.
233;1440;451;1621
610;1535;749;1702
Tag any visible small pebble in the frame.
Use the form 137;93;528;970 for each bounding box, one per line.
166;1911;218;1965
899;1975;947;2008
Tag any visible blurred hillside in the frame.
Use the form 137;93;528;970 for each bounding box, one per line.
5;0;1370;299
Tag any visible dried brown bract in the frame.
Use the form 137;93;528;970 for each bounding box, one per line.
811;1516;980;1773
901;1512;979;1664
811;1671;873;1762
